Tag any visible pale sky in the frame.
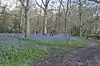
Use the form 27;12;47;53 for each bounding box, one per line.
0;0;96;11
0;0;59;10
1;0;16;10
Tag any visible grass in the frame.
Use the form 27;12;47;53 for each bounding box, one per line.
0;36;88;66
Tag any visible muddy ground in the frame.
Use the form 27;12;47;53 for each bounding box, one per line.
30;40;100;66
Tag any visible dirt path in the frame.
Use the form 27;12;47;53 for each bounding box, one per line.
30;40;100;66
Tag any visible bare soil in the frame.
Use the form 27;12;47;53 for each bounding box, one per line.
30;40;100;66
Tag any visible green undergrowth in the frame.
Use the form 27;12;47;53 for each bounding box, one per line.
0;38;88;66
37;40;88;48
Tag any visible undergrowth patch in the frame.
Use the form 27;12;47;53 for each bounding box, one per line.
0;36;88;66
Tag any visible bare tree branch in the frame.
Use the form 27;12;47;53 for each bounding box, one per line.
41;0;45;6
26;0;29;7
46;0;51;4
19;0;25;7
28;3;35;10
29;0;32;4
46;0;51;7
59;0;64;7
35;0;44;9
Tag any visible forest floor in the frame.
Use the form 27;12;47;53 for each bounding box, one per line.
30;39;100;66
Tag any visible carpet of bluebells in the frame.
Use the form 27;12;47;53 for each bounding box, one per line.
0;33;88;66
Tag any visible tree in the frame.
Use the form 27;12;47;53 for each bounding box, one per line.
0;5;8;33
12;1;24;33
35;0;50;35
0;0;99;37
19;0;34;37
59;0;71;34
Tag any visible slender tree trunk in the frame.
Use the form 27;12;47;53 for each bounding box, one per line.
19;7;23;33
53;12;56;30
43;9;47;35
22;11;25;34
27;16;31;36
4;10;7;33
19;0;31;37
24;8;28;37
64;0;70;34
79;0;82;36
64;12;67;34
69;0;71;36
58;4;61;33
36;15;39;33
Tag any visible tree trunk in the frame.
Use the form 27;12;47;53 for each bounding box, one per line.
36;15;39;33
79;0;82;36
64;0;70;34
57;3;62;33
19;7;23;33
43;9;47;35
24;8;28;37
27;17;31;36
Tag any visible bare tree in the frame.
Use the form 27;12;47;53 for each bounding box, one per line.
57;0;62;33
19;0;34;37
59;0;71;35
35;0;50;35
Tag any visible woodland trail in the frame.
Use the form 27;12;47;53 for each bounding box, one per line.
30;39;100;66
